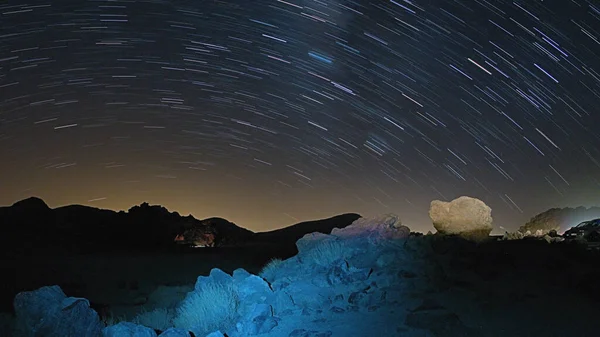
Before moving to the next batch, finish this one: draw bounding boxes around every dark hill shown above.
[253,213,362,245]
[10,196,51,213]
[0,198,360,255]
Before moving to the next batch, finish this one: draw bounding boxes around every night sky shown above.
[1,0,599,233]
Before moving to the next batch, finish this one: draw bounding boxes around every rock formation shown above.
[174,227,216,247]
[429,196,493,241]
[519,206,600,235]
[13,285,104,337]
[8,215,438,337]
[501,231,525,241]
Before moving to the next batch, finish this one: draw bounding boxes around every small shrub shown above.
[305,240,353,266]
[132,307,173,331]
[259,258,283,281]
[172,282,238,336]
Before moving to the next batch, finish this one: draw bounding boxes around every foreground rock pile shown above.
[9,214,449,337]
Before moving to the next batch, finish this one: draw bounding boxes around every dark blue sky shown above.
[1,0,599,232]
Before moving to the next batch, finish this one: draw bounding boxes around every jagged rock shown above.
[429,196,493,241]
[525,229,546,237]
[234,303,278,335]
[103,322,157,337]
[282,281,332,310]
[13,285,104,337]
[502,231,525,240]
[331,214,411,244]
[232,268,273,302]
[504,229,566,242]
[271,290,295,316]
[542,235,565,243]
[156,328,191,337]
[232,268,280,332]
[194,268,233,292]
[326,260,371,286]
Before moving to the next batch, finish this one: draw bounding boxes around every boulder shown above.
[325,260,371,286]
[429,196,493,241]
[13,285,104,337]
[194,268,233,292]
[232,268,273,301]
[281,281,332,311]
[234,303,279,335]
[271,290,295,316]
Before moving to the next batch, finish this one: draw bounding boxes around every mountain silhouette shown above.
[0,197,360,255]
[253,213,362,245]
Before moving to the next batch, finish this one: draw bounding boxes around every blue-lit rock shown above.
[13,285,104,337]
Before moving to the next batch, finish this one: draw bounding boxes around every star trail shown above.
[1,0,599,232]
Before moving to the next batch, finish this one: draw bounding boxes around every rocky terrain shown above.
[3,196,600,336]
[3,209,600,337]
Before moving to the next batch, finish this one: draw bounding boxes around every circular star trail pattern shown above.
[1,0,599,232]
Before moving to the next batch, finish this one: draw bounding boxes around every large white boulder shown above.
[429,196,493,241]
